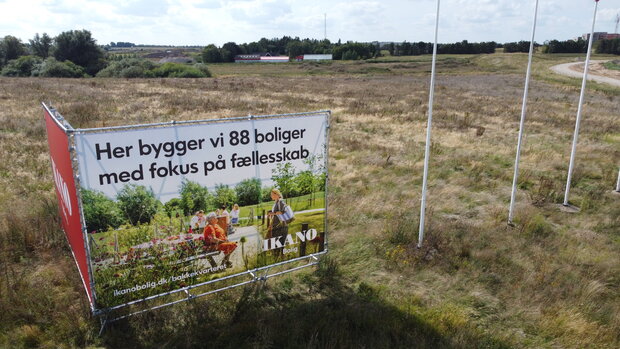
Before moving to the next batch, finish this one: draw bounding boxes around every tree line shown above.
[201,37,500,62]
[0,30,211,78]
[3,30,618,79]
[385,40,496,56]
[596,38,620,55]
[201,37,380,62]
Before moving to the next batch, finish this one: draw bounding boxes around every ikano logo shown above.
[51,158,72,220]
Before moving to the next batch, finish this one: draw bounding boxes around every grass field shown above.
[0,53,619,348]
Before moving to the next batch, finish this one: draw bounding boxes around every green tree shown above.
[179,180,212,215]
[342,50,360,60]
[201,44,222,63]
[235,178,262,206]
[0,35,27,66]
[287,41,304,59]
[81,189,124,233]
[116,184,160,225]
[163,198,182,220]
[53,29,106,75]
[29,33,52,58]
[213,184,237,209]
[271,162,296,199]
[294,154,325,204]
[221,42,242,62]
[295,170,315,196]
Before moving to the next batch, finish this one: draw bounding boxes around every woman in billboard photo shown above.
[267,188,289,258]
[203,212,237,267]
[230,204,240,225]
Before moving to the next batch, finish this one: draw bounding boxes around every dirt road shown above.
[550,60,620,87]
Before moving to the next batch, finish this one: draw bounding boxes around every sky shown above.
[0,0,619,46]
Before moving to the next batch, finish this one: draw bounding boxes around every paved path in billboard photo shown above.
[550,60,620,87]
[227,225,261,267]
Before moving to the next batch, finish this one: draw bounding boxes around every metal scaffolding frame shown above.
[42,103,330,329]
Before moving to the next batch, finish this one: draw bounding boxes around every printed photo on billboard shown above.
[74,113,329,309]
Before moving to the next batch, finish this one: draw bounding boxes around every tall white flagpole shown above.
[615,167,620,192]
[563,0,599,207]
[418,0,440,248]
[508,0,540,225]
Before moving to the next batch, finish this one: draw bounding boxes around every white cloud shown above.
[193,0,221,9]
[228,0,293,24]
[119,0,170,17]
[0,0,617,45]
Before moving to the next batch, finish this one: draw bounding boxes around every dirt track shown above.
[550,60,620,87]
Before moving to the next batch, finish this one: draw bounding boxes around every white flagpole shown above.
[563,0,599,207]
[418,0,440,248]
[508,0,540,225]
[615,168,620,192]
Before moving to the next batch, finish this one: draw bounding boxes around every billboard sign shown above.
[69,112,329,311]
[43,104,94,307]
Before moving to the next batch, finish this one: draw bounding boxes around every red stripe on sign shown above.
[44,106,94,308]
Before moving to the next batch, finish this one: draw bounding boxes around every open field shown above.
[0,53,619,348]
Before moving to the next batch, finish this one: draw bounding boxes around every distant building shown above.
[581,32,620,41]
[295,54,333,62]
[235,53,289,63]
[259,56,289,63]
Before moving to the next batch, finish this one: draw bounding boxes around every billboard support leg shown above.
[98,315,108,336]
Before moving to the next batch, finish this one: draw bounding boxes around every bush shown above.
[81,189,124,233]
[193,63,212,77]
[523,213,553,238]
[96,58,156,78]
[151,62,207,78]
[33,58,85,78]
[0,56,42,76]
[116,184,160,225]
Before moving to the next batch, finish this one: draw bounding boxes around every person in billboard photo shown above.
[217,204,233,234]
[267,188,289,257]
[203,212,237,267]
[190,210,206,233]
[230,204,240,225]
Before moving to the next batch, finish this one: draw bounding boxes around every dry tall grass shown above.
[0,53,618,348]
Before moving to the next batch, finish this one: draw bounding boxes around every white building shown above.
[299,54,333,61]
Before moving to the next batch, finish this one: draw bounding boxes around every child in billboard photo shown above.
[203,212,237,267]
[190,210,206,233]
